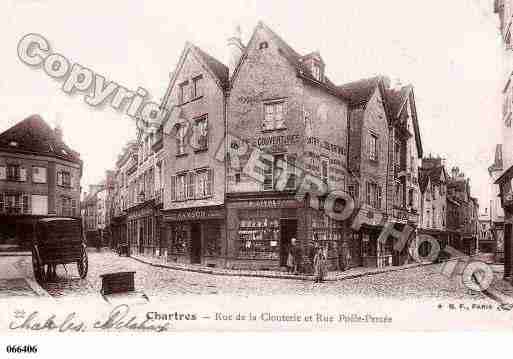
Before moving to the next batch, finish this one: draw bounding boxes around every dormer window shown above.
[312,62,322,81]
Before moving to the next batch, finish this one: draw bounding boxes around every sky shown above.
[0,0,504,210]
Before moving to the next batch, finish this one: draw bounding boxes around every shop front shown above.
[127,201,160,257]
[226,194,348,271]
[162,205,225,267]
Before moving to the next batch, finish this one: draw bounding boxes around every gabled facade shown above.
[419,158,447,231]
[225,22,351,270]
[0,115,82,249]
[160,42,228,266]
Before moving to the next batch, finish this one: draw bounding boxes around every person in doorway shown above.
[290,238,303,274]
[314,245,327,283]
[286,241,294,273]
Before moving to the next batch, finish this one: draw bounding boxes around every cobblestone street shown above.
[7,250,499,302]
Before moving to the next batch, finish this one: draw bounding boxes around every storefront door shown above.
[190,222,202,264]
[280,219,297,267]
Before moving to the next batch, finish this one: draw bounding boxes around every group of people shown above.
[286,238,350,283]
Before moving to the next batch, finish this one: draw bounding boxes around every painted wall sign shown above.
[238,199,299,209]
[306,136,345,156]
[249,134,301,148]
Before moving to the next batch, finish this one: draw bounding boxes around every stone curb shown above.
[129,254,478,282]
[0,252,31,257]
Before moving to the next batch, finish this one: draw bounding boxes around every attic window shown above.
[312,62,322,81]
[259,41,269,50]
[9,141,18,147]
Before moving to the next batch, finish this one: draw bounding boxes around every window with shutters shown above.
[6,164,21,181]
[187,172,195,199]
[0,193,3,213]
[369,133,378,161]
[285,155,297,190]
[192,75,203,99]
[365,181,381,209]
[176,173,186,201]
[22,194,29,214]
[193,115,208,151]
[196,169,214,198]
[32,166,47,183]
[176,124,188,155]
[179,81,189,104]
[71,200,77,217]
[263,101,286,131]
[4,193,21,214]
[0,165,6,180]
[61,196,72,216]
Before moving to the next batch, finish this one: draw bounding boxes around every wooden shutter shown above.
[0,193,3,212]
[0,166,6,180]
[207,168,214,196]
[187,172,195,199]
[170,175,176,201]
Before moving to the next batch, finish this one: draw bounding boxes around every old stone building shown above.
[0,115,82,250]
[160,42,228,266]
[493,0,513,279]
[225,22,351,270]
[340,76,424,269]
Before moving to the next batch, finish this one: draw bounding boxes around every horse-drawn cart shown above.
[31,217,88,282]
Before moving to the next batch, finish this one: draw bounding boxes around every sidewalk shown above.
[0,257,50,298]
[130,253,468,282]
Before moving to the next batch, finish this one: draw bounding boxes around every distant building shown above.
[0,115,82,250]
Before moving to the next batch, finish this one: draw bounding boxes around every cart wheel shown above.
[77,246,88,279]
[31,248,45,283]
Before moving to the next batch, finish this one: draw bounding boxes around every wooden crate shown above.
[100,271,135,295]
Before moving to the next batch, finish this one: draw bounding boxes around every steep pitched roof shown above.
[161,42,229,108]
[385,86,411,117]
[0,115,81,164]
[419,166,447,193]
[233,22,341,96]
[192,44,229,90]
[337,76,381,106]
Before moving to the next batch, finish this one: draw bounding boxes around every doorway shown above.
[280,219,297,267]
[139,226,144,254]
[190,222,202,264]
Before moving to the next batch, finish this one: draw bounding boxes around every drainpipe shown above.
[223,89,229,269]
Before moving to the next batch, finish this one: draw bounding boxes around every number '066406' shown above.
[6,345,38,354]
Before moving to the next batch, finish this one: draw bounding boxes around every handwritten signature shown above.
[9,304,170,332]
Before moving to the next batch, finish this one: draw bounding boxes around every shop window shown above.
[32,166,47,184]
[204,222,221,256]
[263,101,285,131]
[237,217,280,259]
[312,214,343,258]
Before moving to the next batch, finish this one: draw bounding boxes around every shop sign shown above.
[164,207,224,221]
[248,134,300,148]
[239,199,299,209]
